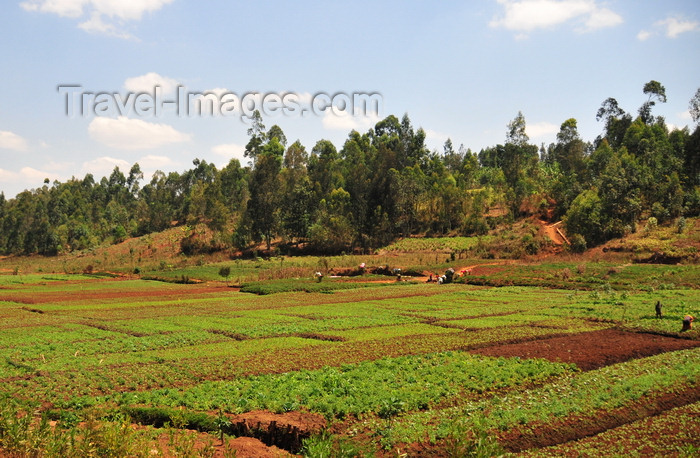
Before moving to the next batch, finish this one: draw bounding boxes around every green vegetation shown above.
[366,348,699,448]
[0,259,698,455]
[522,402,700,457]
[1,81,699,260]
[240,277,406,295]
[108,352,575,419]
[1,183,699,457]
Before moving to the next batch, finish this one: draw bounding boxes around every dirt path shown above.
[540,220,569,246]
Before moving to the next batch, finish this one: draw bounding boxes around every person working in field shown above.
[655,301,662,318]
[681,314,694,331]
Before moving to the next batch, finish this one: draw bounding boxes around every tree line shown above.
[1,81,699,256]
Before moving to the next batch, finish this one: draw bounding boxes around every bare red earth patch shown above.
[224,410,326,453]
[225,436,292,457]
[469,328,700,370]
[469,265,505,276]
[154,430,292,457]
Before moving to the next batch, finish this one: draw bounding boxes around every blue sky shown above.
[1,0,699,198]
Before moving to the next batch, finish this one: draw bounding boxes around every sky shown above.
[1,0,699,198]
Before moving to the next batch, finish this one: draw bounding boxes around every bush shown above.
[461,214,489,236]
[676,217,687,234]
[644,217,658,235]
[180,233,215,255]
[569,234,587,253]
[218,266,231,281]
[522,234,540,255]
[112,225,128,243]
[651,202,669,222]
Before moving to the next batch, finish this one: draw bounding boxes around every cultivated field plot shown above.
[1,272,699,456]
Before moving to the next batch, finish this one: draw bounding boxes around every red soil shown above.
[225,409,326,438]
[468,265,505,276]
[0,281,232,305]
[469,328,700,371]
[155,431,292,457]
[226,436,292,457]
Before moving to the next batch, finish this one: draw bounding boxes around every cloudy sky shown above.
[1,0,699,198]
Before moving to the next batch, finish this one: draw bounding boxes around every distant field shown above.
[380,236,494,253]
[1,267,698,456]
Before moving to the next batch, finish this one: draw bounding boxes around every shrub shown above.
[180,233,215,255]
[522,234,540,255]
[676,217,687,234]
[651,202,669,222]
[559,268,571,280]
[644,217,658,235]
[218,266,231,281]
[569,234,587,253]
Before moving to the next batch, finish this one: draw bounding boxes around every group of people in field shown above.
[426,268,457,284]
[655,301,694,331]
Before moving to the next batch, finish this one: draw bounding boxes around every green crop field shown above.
[0,262,699,456]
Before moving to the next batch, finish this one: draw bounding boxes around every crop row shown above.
[362,347,699,449]
[105,351,575,419]
[520,401,700,456]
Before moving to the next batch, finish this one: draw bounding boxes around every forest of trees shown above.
[1,81,699,256]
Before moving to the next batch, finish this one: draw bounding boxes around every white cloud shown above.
[0,131,29,151]
[294,92,315,106]
[424,129,450,144]
[0,166,60,184]
[212,143,246,160]
[88,116,191,150]
[665,122,681,133]
[637,30,651,41]
[321,111,380,132]
[20,0,174,38]
[582,5,622,31]
[656,16,699,38]
[526,121,558,139]
[490,0,622,36]
[124,72,180,94]
[78,11,134,39]
[638,15,699,41]
[20,0,86,18]
[189,88,239,116]
[136,154,177,170]
[77,155,178,182]
[88,0,174,21]
[80,156,130,177]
